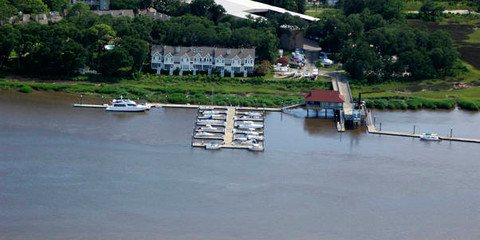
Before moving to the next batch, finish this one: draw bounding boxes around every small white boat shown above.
[236,121,263,129]
[244,131,260,136]
[205,144,221,150]
[199,106,214,110]
[106,97,149,112]
[241,112,263,118]
[247,135,264,141]
[420,133,440,141]
[197,119,225,125]
[198,124,219,131]
[196,132,215,137]
[234,136,248,141]
[202,110,226,115]
[248,144,264,151]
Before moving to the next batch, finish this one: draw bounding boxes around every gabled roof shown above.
[305,90,345,103]
[151,45,255,59]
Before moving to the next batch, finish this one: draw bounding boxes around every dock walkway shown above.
[223,107,236,147]
[366,109,480,143]
[192,106,265,151]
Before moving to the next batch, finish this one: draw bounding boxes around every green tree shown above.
[339,0,404,21]
[67,2,91,17]
[98,47,134,76]
[88,24,117,51]
[342,40,381,81]
[420,0,445,20]
[0,0,17,23]
[111,0,139,10]
[43,0,69,12]
[0,25,20,68]
[190,0,214,17]
[11,0,49,14]
[153,0,185,15]
[118,36,149,71]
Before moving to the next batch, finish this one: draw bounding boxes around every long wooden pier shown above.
[365,108,480,143]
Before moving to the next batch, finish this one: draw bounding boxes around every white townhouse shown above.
[151,45,256,77]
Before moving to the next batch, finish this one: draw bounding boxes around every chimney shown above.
[175,46,180,53]
[226,49,231,55]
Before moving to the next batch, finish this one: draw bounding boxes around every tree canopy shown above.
[306,0,460,83]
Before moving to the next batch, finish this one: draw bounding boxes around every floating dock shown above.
[366,109,480,143]
[192,106,265,151]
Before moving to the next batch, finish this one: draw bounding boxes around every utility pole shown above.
[211,87,214,106]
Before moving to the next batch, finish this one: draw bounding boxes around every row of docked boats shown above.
[194,108,228,145]
[232,110,265,151]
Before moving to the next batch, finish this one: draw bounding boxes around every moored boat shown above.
[195,132,216,137]
[420,133,440,141]
[248,143,264,151]
[205,144,221,150]
[106,97,148,112]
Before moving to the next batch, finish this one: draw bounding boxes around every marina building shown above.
[151,45,256,77]
[305,90,344,117]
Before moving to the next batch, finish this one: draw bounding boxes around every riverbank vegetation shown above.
[0,74,332,107]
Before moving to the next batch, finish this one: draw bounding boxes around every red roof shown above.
[305,90,345,103]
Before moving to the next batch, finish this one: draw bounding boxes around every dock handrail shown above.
[346,81,353,103]
[282,101,305,110]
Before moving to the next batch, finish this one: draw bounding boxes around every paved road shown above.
[302,38,322,73]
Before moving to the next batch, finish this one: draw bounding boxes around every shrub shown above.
[458,100,479,111]
[406,98,424,110]
[434,99,455,109]
[18,86,34,93]
[373,99,388,109]
[387,100,408,109]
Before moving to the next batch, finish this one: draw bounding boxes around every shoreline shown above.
[1,77,480,112]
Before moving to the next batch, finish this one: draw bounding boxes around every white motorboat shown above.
[248,144,264,151]
[420,133,440,141]
[234,136,248,141]
[202,110,226,115]
[236,121,263,129]
[237,124,263,129]
[195,132,216,137]
[247,135,264,141]
[106,97,149,112]
[198,124,219,131]
[244,131,260,136]
[197,119,225,125]
[205,144,221,150]
[241,112,263,118]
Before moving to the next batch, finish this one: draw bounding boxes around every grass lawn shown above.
[0,73,332,107]
[465,29,480,43]
[404,1,473,11]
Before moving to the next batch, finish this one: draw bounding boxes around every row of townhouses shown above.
[151,45,256,77]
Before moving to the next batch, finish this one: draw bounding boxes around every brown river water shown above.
[1,91,480,240]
